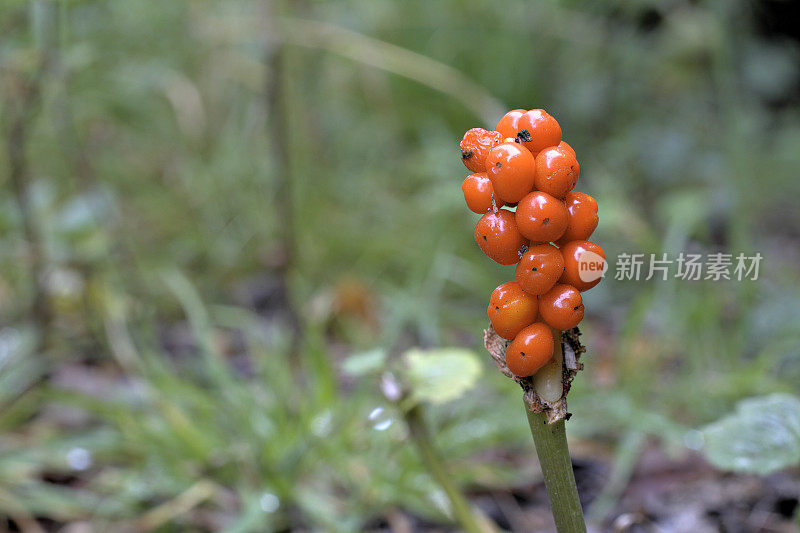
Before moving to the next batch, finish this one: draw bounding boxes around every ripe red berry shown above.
[485,141,536,204]
[538,284,584,331]
[474,210,528,265]
[495,109,526,139]
[559,240,606,292]
[516,109,562,155]
[515,191,569,243]
[487,282,539,340]
[515,243,565,295]
[505,322,554,377]
[558,140,575,158]
[462,172,503,213]
[460,128,503,173]
[534,146,580,199]
[557,192,598,245]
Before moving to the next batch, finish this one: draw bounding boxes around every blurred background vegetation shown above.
[1,0,799,531]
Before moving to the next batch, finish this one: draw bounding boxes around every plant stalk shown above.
[404,405,493,533]
[526,407,586,533]
[264,0,304,364]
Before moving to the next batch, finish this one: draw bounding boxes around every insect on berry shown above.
[538,283,584,331]
[505,322,554,377]
[515,243,565,295]
[474,209,529,265]
[460,128,504,173]
[487,282,539,340]
[557,192,598,245]
[515,191,569,243]
[559,240,606,292]
[516,109,562,155]
[534,146,580,199]
[485,141,536,204]
[495,109,527,139]
[462,172,503,213]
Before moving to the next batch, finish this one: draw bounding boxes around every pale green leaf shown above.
[403,348,482,405]
[701,394,800,474]
[342,349,387,377]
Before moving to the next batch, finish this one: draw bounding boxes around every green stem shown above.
[525,408,586,533]
[404,405,492,533]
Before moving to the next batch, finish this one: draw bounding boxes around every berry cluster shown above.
[460,109,605,378]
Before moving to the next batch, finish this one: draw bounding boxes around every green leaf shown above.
[402,348,482,405]
[342,349,387,377]
[701,394,800,474]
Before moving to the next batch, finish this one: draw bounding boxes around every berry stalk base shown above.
[484,326,585,423]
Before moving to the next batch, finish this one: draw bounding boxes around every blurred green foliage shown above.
[702,393,800,474]
[1,0,799,530]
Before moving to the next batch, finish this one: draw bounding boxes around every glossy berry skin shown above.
[485,142,536,204]
[558,140,575,158]
[460,128,503,173]
[517,109,562,155]
[487,282,539,340]
[474,210,528,265]
[515,191,569,243]
[534,146,580,199]
[462,172,502,213]
[557,192,598,245]
[505,322,554,377]
[515,244,565,295]
[560,240,606,291]
[538,284,584,331]
[495,109,526,139]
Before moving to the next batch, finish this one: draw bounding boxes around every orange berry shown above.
[460,128,504,173]
[495,109,526,139]
[486,142,536,203]
[559,240,605,291]
[534,146,580,198]
[485,141,536,204]
[557,192,598,245]
[558,140,575,158]
[538,284,584,330]
[462,172,503,213]
[474,210,528,265]
[516,109,562,155]
[505,322,554,377]
[515,191,569,243]
[515,243,565,295]
[487,282,539,340]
